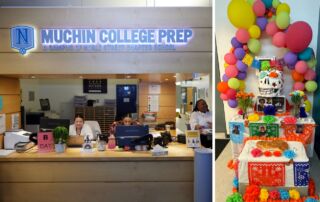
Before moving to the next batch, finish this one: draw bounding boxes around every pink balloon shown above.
[304,68,316,80]
[293,82,305,91]
[286,21,313,53]
[226,88,237,100]
[266,22,279,36]
[295,61,308,74]
[220,93,229,101]
[236,29,250,43]
[224,53,237,65]
[272,32,286,47]
[225,65,239,78]
[253,0,266,17]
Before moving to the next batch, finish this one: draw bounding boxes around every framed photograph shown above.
[229,122,245,144]
[83,79,107,94]
[249,122,279,137]
[256,96,286,113]
[296,124,304,134]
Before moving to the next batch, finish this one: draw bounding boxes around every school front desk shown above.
[0,143,194,202]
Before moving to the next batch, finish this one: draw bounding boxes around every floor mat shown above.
[215,139,229,160]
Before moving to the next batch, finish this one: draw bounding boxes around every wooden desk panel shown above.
[0,143,194,202]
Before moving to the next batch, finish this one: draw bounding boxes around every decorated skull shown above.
[258,69,284,97]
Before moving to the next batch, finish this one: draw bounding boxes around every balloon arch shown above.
[217,0,318,111]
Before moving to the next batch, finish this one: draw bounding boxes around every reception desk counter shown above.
[0,143,194,202]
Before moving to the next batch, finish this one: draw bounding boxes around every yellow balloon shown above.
[304,100,311,112]
[239,80,246,90]
[276,3,290,15]
[227,0,255,29]
[248,25,261,39]
[224,63,229,68]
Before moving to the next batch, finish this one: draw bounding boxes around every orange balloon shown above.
[217,82,229,93]
[291,70,304,82]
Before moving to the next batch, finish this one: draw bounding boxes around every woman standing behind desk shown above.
[189,99,212,148]
[189,99,212,131]
[69,114,94,140]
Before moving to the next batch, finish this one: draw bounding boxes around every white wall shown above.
[216,0,320,132]
[20,78,139,119]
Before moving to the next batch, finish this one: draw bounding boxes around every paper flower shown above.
[248,113,260,122]
[259,188,269,202]
[283,116,297,124]
[284,149,297,159]
[305,198,319,202]
[289,189,300,200]
[264,151,272,157]
[263,115,277,124]
[243,185,260,201]
[251,148,263,157]
[269,190,280,199]
[279,189,289,200]
[273,151,282,157]
[226,192,243,202]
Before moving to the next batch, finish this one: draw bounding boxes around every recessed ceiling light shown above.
[79,76,83,79]
[31,75,36,79]
[173,75,176,78]
[165,78,169,81]
[126,75,131,78]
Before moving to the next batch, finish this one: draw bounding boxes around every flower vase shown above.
[293,105,300,118]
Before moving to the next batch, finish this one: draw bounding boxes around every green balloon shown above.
[305,81,318,92]
[248,39,261,54]
[247,0,255,6]
[276,12,290,29]
[228,78,240,90]
[272,0,280,8]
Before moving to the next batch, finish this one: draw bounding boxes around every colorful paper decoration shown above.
[248,162,285,186]
[294,162,310,186]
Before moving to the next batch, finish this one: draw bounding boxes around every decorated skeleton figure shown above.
[258,69,284,97]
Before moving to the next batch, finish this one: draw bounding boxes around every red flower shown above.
[251,148,263,157]
[264,151,272,157]
[273,151,282,157]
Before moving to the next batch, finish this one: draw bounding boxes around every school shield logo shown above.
[11,26,35,55]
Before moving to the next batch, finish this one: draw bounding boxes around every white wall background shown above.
[20,78,139,119]
[216,0,320,132]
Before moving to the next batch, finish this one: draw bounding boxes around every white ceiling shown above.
[0,0,212,7]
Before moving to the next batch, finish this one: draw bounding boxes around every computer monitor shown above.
[39,118,70,132]
[115,125,149,148]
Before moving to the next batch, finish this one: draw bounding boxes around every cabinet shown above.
[75,105,116,134]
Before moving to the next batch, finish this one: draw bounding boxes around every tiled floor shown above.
[215,142,320,201]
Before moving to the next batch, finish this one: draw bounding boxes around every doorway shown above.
[116,85,137,121]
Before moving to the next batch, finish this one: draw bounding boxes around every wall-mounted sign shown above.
[11,26,35,55]
[10,26,193,54]
[83,79,107,94]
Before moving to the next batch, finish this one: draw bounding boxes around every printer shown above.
[4,130,32,149]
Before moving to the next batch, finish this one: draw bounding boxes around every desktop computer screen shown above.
[115,125,149,148]
[39,118,70,132]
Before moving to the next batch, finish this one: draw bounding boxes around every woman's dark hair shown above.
[74,114,84,121]
[193,99,209,112]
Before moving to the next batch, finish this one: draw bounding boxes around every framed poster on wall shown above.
[83,79,107,94]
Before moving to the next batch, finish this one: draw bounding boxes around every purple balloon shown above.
[236,60,248,72]
[228,99,238,108]
[256,17,268,31]
[237,72,247,80]
[222,74,229,82]
[231,37,242,48]
[284,51,298,66]
[234,48,246,60]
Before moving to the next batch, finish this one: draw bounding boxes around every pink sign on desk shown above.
[38,132,54,153]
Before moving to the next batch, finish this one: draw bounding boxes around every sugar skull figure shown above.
[258,69,284,97]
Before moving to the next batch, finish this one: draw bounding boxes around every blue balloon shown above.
[298,47,313,61]
[262,0,273,8]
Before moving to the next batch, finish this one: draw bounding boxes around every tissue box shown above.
[238,140,309,195]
